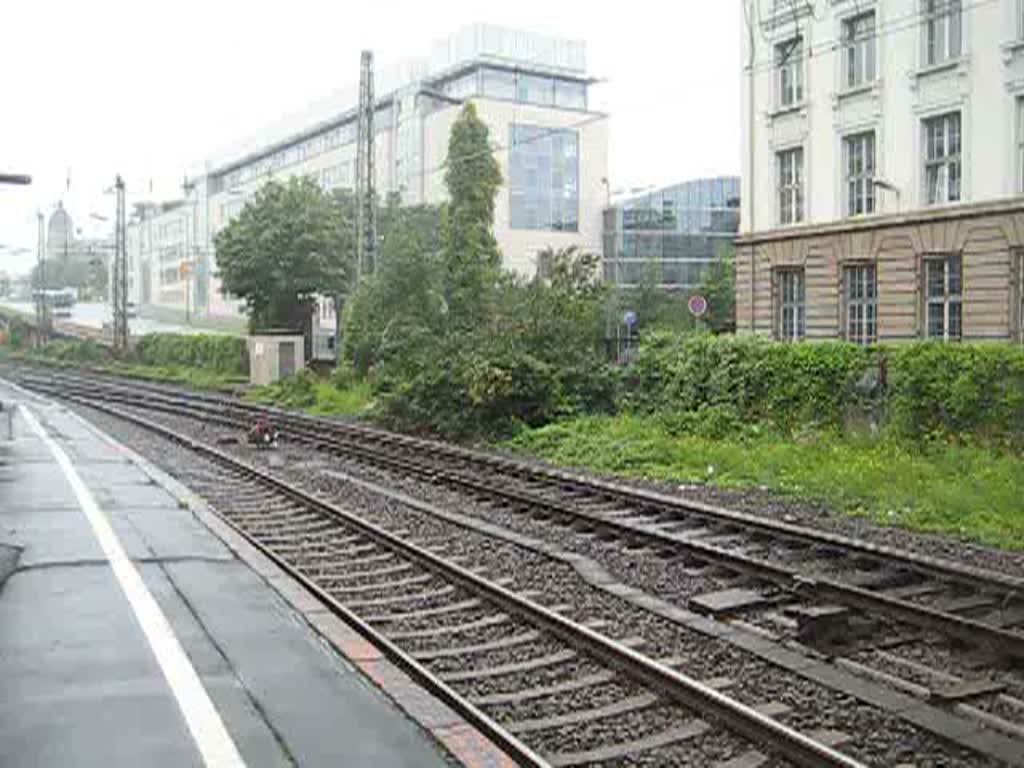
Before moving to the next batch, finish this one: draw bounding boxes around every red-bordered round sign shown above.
[688,294,708,317]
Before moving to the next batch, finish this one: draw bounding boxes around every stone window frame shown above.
[921,111,963,206]
[920,251,963,341]
[775,35,806,110]
[1014,248,1024,343]
[841,9,878,91]
[921,0,963,69]
[841,260,878,345]
[777,145,805,226]
[774,266,806,342]
[843,130,877,217]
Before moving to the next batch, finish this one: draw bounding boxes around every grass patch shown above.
[104,362,246,390]
[245,370,373,418]
[502,414,1024,551]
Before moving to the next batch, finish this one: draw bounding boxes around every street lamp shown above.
[0,173,32,185]
[872,179,901,212]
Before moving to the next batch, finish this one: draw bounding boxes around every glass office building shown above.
[603,177,740,288]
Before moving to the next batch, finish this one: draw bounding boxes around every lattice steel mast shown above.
[36,212,47,346]
[355,49,377,277]
[112,175,129,351]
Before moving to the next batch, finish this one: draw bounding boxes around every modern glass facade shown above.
[602,177,740,288]
[435,66,589,111]
[509,124,580,231]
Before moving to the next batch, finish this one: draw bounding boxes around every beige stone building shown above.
[736,199,1024,342]
[739,0,1024,343]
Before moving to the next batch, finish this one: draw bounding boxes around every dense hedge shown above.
[32,338,111,365]
[885,342,1024,445]
[133,333,248,376]
[372,327,620,439]
[627,332,1024,448]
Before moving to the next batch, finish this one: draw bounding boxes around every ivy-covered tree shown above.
[215,177,353,334]
[441,102,503,329]
[343,209,445,374]
[697,241,736,333]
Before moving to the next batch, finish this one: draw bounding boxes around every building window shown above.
[845,132,876,216]
[517,75,555,106]
[844,12,876,89]
[924,254,962,340]
[844,264,877,344]
[554,80,587,110]
[509,124,579,231]
[924,0,962,67]
[777,268,806,341]
[776,37,804,108]
[445,72,479,100]
[1016,250,1024,343]
[923,112,961,205]
[777,147,804,225]
[482,68,517,100]
[1018,98,1024,194]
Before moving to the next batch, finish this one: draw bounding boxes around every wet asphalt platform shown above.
[0,381,478,767]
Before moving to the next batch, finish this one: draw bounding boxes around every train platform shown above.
[0,381,507,767]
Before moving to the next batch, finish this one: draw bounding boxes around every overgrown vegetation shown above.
[245,366,372,417]
[134,333,248,376]
[626,332,1024,449]
[497,335,1024,549]
[12,332,249,389]
[343,103,616,438]
[503,415,1024,550]
[0,315,32,351]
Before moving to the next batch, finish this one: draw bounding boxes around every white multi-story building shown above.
[132,24,609,327]
[738,0,1024,343]
[126,199,203,314]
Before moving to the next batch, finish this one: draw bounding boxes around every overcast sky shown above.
[0,0,742,276]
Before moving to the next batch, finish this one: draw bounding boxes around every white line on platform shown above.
[19,403,248,768]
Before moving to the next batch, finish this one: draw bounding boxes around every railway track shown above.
[33,391,865,768]
[20,368,1024,660]
[12,367,1024,765]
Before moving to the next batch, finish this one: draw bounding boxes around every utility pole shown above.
[36,212,48,347]
[112,175,129,351]
[744,0,757,333]
[355,49,377,278]
[183,175,199,323]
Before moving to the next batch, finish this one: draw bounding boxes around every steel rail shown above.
[59,392,868,768]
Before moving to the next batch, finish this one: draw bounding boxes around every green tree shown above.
[441,102,503,329]
[697,241,736,333]
[343,210,445,374]
[215,177,353,334]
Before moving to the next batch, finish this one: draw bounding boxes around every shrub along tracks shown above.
[10,366,1024,766]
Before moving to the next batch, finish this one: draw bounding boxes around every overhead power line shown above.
[745,0,997,78]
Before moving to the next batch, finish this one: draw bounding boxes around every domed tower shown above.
[46,202,75,261]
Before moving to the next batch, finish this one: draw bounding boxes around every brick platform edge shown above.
[62,403,518,768]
